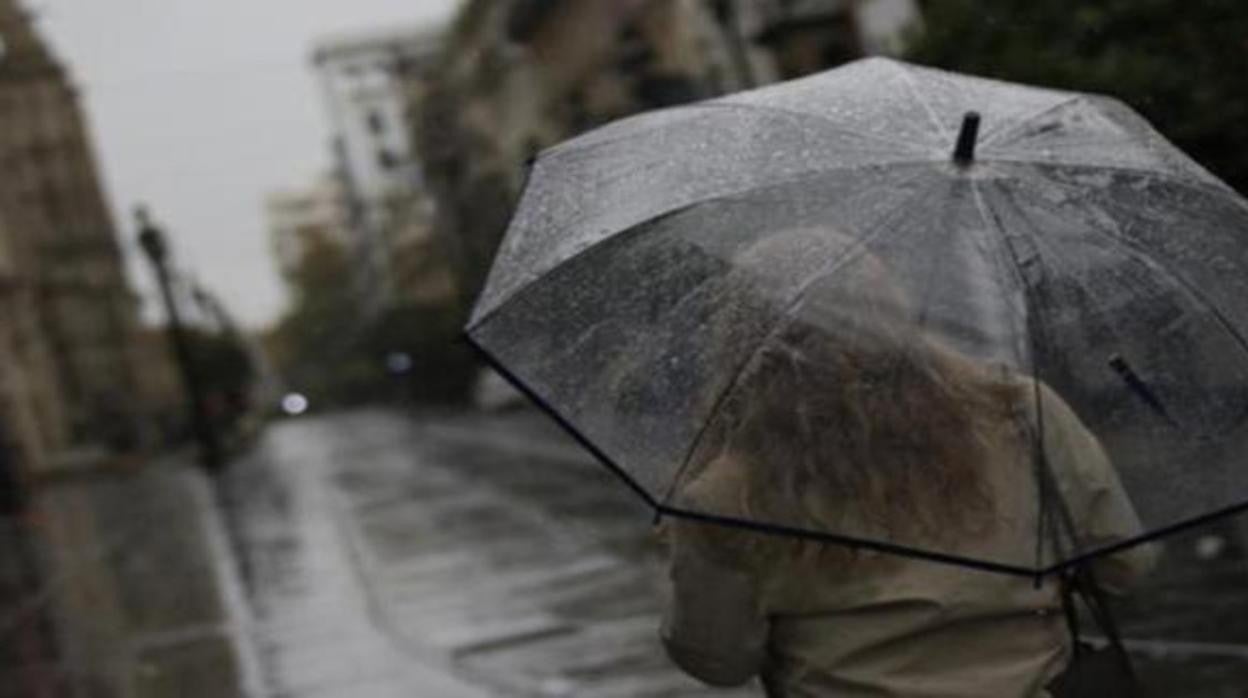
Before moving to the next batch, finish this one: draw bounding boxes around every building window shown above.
[506,0,562,43]
[637,73,704,108]
[41,183,61,221]
[366,110,386,134]
[377,149,399,170]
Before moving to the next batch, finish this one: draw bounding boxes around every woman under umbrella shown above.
[658,247,1157,696]
[466,57,1248,696]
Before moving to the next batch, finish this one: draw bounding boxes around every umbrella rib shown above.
[486,161,1234,328]
[975,177,1248,573]
[988,159,1233,196]
[991,133,1144,153]
[969,180,1078,572]
[1040,497,1248,576]
[463,332,661,510]
[553,101,933,157]
[472,200,710,330]
[472,166,936,538]
[658,175,942,508]
[1038,173,1248,362]
[996,187,1137,361]
[694,101,936,151]
[979,95,1085,148]
[893,62,950,142]
[658,505,1039,578]
[1020,224,1201,428]
[471,162,940,329]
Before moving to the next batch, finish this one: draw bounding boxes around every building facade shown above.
[413,0,919,315]
[415,0,740,311]
[311,23,447,312]
[0,194,68,502]
[746,0,919,79]
[0,0,145,478]
[266,173,354,283]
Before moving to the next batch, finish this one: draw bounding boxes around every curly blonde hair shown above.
[669,251,1024,571]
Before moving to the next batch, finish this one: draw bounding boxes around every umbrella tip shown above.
[953,111,981,166]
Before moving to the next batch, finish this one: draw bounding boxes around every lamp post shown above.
[135,205,223,472]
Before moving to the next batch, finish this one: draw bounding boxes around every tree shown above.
[906,0,1248,194]
[184,327,255,434]
[268,231,376,405]
[268,229,476,407]
[363,301,477,405]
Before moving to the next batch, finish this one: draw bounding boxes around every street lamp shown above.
[136,206,167,262]
[135,205,224,472]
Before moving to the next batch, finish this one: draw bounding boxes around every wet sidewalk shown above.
[8,408,1248,696]
[221,410,756,697]
[0,454,259,698]
[218,414,490,698]
[224,408,1248,698]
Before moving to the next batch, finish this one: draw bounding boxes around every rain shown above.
[3,1,1248,696]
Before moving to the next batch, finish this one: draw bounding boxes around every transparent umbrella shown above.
[465,57,1248,578]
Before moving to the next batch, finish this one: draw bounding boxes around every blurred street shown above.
[2,1,1246,697]
[219,408,1248,698]
[221,409,757,697]
[8,407,1248,697]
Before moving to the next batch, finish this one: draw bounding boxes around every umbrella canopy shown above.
[465,57,1248,577]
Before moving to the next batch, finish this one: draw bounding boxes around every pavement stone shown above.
[0,457,259,698]
[220,419,491,698]
[223,409,757,697]
[223,408,1248,697]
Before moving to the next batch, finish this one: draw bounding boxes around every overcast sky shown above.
[35,0,461,329]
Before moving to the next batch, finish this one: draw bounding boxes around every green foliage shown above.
[180,327,256,438]
[267,231,476,408]
[364,302,477,405]
[185,328,255,399]
[267,232,369,405]
[905,0,1248,193]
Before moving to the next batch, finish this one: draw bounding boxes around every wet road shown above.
[222,410,755,697]
[221,408,1248,697]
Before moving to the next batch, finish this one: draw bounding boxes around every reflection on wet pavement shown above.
[222,416,490,698]
[1116,520,1248,697]
[224,409,754,696]
[221,408,1248,697]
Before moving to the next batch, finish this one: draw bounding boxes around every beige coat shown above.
[661,385,1157,697]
